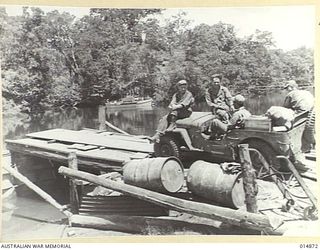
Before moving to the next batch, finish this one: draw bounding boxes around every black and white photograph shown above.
[1,1,319,242]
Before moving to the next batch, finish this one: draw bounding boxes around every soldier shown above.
[205,74,234,122]
[283,80,315,153]
[151,79,194,142]
[283,80,314,113]
[208,94,251,140]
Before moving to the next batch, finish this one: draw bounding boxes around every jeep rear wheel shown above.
[154,135,181,159]
[246,139,281,179]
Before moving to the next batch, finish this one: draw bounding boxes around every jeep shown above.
[154,111,308,176]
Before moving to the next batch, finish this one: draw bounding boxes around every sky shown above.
[3,5,315,51]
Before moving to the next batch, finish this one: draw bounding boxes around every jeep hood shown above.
[176,112,215,128]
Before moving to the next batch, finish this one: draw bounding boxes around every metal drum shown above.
[123,157,184,193]
[187,160,245,209]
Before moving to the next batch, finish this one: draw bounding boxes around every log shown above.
[58,166,282,234]
[4,165,72,217]
[102,103,129,135]
[98,105,107,131]
[70,214,236,235]
[105,120,130,135]
[68,152,79,213]
[239,144,258,213]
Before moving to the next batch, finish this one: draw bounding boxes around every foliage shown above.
[1,7,81,113]
[0,7,314,113]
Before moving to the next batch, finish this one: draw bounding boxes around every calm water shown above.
[3,91,287,142]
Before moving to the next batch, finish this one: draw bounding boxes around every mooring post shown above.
[68,151,79,214]
[238,144,258,213]
[98,105,107,131]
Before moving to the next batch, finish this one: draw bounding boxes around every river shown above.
[3,91,286,142]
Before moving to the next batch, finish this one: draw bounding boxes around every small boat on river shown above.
[106,80,154,110]
[106,96,153,109]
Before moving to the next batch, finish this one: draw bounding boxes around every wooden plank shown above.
[6,138,143,164]
[26,129,153,153]
[6,140,126,171]
[59,166,283,234]
[70,214,228,235]
[104,121,130,135]
[130,152,150,159]
[67,144,98,151]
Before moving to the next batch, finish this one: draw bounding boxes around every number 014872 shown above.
[300,244,319,249]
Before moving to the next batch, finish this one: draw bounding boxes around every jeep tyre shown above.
[154,135,181,159]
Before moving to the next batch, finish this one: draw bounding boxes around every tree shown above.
[1,7,314,112]
[282,47,314,85]
[72,8,162,104]
[1,7,81,113]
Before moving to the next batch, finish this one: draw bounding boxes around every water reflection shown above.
[246,93,284,114]
[3,108,98,141]
[3,91,287,141]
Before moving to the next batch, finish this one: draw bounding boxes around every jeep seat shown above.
[176,112,215,129]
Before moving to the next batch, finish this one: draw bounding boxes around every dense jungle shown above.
[0,7,314,115]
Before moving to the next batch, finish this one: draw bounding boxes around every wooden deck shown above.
[26,129,153,153]
[6,129,153,171]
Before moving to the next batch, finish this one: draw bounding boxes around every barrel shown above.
[123,157,184,193]
[186,160,245,209]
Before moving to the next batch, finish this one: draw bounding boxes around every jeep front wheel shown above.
[154,135,181,159]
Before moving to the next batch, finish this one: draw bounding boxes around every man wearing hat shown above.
[151,79,194,142]
[283,80,315,153]
[207,94,251,140]
[283,80,314,113]
[205,74,234,122]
